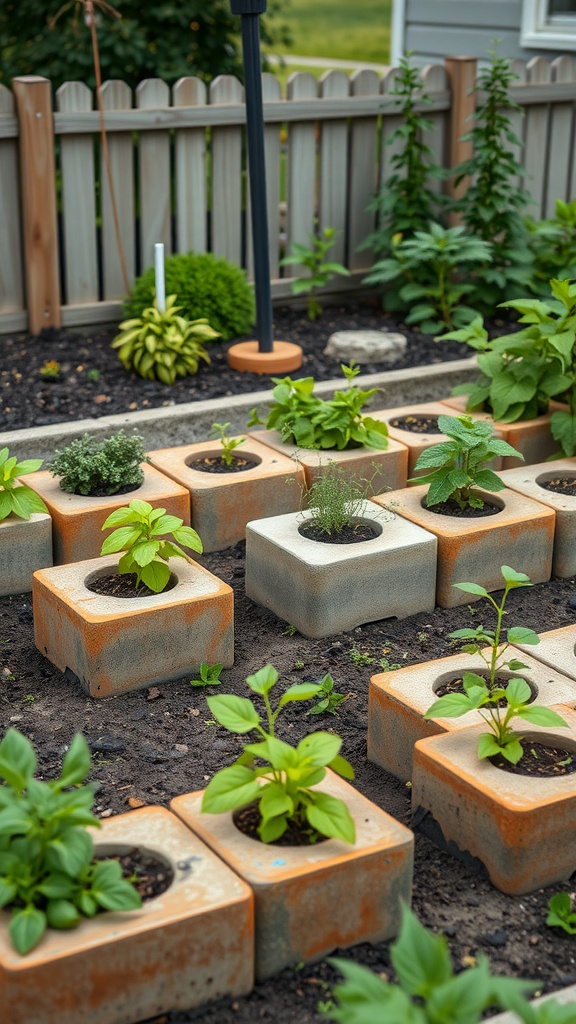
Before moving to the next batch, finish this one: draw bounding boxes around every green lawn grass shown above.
[269,0,391,65]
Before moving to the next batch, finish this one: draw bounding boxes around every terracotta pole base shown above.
[227,339,303,374]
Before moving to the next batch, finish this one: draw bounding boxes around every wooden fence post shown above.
[444,57,477,217]
[12,76,61,333]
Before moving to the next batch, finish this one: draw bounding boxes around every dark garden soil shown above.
[2,302,576,1021]
[0,301,477,430]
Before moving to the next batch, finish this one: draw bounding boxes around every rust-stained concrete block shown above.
[0,513,52,596]
[500,461,576,578]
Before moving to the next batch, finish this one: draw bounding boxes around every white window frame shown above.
[521,0,576,50]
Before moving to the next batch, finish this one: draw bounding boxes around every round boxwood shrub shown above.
[124,253,255,341]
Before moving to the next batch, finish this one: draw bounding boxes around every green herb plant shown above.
[363,223,492,335]
[112,294,219,385]
[360,56,445,266]
[39,360,61,381]
[190,663,223,688]
[327,902,574,1024]
[308,674,350,716]
[526,200,576,295]
[546,892,576,935]
[304,462,376,537]
[281,226,350,321]
[349,647,374,667]
[425,566,568,764]
[248,363,389,451]
[450,48,533,307]
[211,422,246,466]
[201,664,356,844]
[101,498,203,593]
[0,448,48,521]
[49,430,149,497]
[0,728,140,955]
[411,414,522,509]
[443,279,576,425]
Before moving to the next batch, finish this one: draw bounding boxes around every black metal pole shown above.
[231,0,273,352]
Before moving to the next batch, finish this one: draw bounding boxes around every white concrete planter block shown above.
[147,436,305,552]
[245,502,437,638]
[0,513,52,597]
[412,708,576,894]
[171,770,414,981]
[517,625,576,682]
[373,485,555,607]
[32,554,234,697]
[488,984,576,1022]
[500,460,576,577]
[247,428,408,494]
[368,649,576,783]
[1,805,254,1024]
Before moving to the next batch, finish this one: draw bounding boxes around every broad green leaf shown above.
[0,728,36,789]
[504,677,532,706]
[507,627,539,646]
[130,541,159,567]
[206,694,261,733]
[306,791,356,844]
[100,507,139,529]
[100,526,141,555]
[140,560,171,592]
[452,582,489,597]
[259,814,288,843]
[37,873,75,899]
[391,903,452,998]
[425,693,474,719]
[126,498,154,518]
[279,682,323,705]
[152,514,184,535]
[201,765,261,813]
[10,905,47,954]
[329,958,424,1024]
[328,753,355,781]
[477,732,504,759]
[264,735,299,770]
[46,899,81,930]
[259,781,293,822]
[500,565,532,586]
[171,525,202,553]
[246,665,278,696]
[297,731,342,766]
[58,733,92,789]
[46,827,93,877]
[516,706,569,727]
[0,878,17,908]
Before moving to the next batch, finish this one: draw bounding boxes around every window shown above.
[522,0,576,49]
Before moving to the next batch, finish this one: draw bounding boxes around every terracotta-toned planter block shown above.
[369,401,502,478]
[25,464,190,564]
[247,428,408,494]
[171,770,414,981]
[147,437,305,553]
[500,461,576,577]
[411,707,576,894]
[0,805,254,1024]
[517,625,576,682]
[245,502,437,637]
[32,553,234,697]
[368,649,576,783]
[0,513,52,596]
[441,394,557,468]
[372,485,555,607]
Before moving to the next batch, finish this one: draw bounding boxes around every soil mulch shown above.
[2,303,576,1022]
[490,740,576,778]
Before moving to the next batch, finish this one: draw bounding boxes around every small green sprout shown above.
[211,422,246,467]
[190,663,224,688]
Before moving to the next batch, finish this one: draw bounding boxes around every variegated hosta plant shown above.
[112,295,220,384]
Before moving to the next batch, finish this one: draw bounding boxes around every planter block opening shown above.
[245,502,437,638]
[0,513,52,596]
[33,554,233,697]
[171,770,414,981]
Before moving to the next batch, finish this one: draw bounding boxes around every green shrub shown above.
[124,253,255,341]
[49,430,149,497]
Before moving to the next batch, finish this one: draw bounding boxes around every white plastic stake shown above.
[154,242,166,313]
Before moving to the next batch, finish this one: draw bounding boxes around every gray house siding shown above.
[401,0,565,63]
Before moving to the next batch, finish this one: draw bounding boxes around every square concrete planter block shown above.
[247,428,408,494]
[411,707,576,895]
[369,401,502,478]
[245,502,437,638]
[171,770,414,981]
[0,805,254,1024]
[500,461,576,577]
[517,625,576,682]
[441,395,558,468]
[0,513,52,597]
[368,649,576,783]
[147,436,305,553]
[33,553,234,697]
[372,485,555,608]
[25,464,190,564]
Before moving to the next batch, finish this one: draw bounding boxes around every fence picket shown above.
[210,76,243,266]
[56,82,98,304]
[508,60,528,191]
[420,64,448,197]
[523,57,552,217]
[319,71,350,266]
[547,56,576,214]
[173,77,207,255]
[100,80,135,300]
[348,69,380,270]
[286,72,318,276]
[136,79,171,272]
[0,84,24,318]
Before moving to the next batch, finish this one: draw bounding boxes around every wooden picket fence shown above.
[2,55,576,336]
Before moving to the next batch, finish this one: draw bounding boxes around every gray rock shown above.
[324,329,407,364]
[90,734,126,753]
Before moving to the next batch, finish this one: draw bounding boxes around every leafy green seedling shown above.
[201,664,356,844]
[0,728,140,955]
[280,226,350,321]
[308,674,350,716]
[0,448,48,522]
[411,414,522,509]
[349,647,374,667]
[101,498,202,593]
[327,901,574,1023]
[210,422,246,467]
[546,892,576,935]
[425,566,567,764]
[190,663,223,688]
